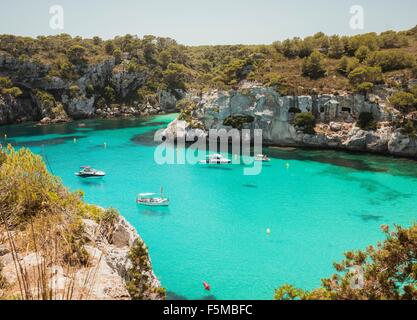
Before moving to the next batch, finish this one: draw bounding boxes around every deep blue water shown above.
[1,114,417,300]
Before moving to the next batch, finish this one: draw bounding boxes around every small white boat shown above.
[199,154,232,164]
[137,188,169,207]
[75,166,106,178]
[254,154,271,162]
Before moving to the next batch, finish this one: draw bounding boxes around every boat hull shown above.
[199,160,232,164]
[137,199,170,207]
[75,173,106,178]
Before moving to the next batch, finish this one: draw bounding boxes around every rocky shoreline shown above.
[162,84,417,159]
[0,214,164,300]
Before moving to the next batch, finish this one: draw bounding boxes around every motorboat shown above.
[137,188,169,207]
[254,154,271,162]
[199,154,232,164]
[75,166,106,178]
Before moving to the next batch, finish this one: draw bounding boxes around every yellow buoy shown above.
[285,162,290,169]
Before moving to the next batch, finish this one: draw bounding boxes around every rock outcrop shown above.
[0,215,163,300]
[0,53,163,125]
[163,85,417,158]
[0,94,39,125]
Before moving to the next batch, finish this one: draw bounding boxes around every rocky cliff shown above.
[0,53,181,125]
[164,84,417,158]
[0,214,164,300]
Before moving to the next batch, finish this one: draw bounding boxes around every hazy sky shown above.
[0,0,416,45]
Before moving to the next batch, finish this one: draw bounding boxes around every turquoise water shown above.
[2,114,417,300]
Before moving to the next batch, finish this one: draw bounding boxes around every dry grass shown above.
[0,212,104,300]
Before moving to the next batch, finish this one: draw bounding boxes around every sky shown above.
[0,0,416,45]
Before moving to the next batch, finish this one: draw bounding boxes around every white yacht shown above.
[254,154,271,162]
[75,166,106,178]
[199,154,232,164]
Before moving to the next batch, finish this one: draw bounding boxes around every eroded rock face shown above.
[0,54,158,124]
[0,94,39,125]
[167,86,417,158]
[0,215,163,300]
[63,95,95,119]
[111,71,147,99]
[158,89,185,112]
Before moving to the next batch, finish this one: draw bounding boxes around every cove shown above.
[1,114,417,300]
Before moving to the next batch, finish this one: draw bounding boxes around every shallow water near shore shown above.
[2,114,417,300]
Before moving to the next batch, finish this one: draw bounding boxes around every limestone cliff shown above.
[0,214,164,300]
[164,84,417,158]
[0,53,180,125]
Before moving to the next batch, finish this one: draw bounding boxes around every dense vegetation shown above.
[275,224,417,300]
[1,26,416,102]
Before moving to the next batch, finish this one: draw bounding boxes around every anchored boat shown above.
[137,188,169,207]
[75,166,106,178]
[254,154,271,162]
[199,154,232,164]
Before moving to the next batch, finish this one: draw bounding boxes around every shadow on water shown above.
[200,295,217,301]
[166,291,188,300]
[130,130,160,146]
[0,116,170,138]
[7,135,86,147]
[321,167,413,199]
[268,147,388,173]
[354,213,384,222]
[138,206,170,217]
[200,166,233,171]
[243,183,258,189]
[77,178,106,188]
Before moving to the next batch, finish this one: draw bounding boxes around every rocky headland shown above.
[163,82,417,158]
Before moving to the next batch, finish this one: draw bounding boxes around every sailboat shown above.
[137,187,170,206]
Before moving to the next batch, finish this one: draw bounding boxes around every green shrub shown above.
[328,35,346,59]
[126,238,166,300]
[380,31,409,49]
[104,86,116,103]
[0,76,13,89]
[348,66,383,85]
[275,224,417,300]
[402,119,416,137]
[104,42,114,54]
[389,91,417,111]
[347,33,380,55]
[223,115,255,130]
[337,57,360,75]
[69,85,80,97]
[302,51,326,79]
[113,49,122,64]
[294,112,316,134]
[59,61,76,79]
[355,82,374,94]
[67,45,87,65]
[366,50,415,72]
[85,84,95,97]
[354,46,370,62]
[163,63,188,90]
[2,87,23,97]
